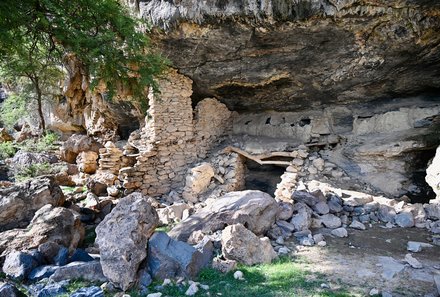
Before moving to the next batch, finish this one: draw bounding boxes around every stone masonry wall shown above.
[120,69,232,197]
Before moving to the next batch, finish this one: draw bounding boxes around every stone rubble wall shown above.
[120,69,233,197]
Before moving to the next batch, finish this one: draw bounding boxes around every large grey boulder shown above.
[2,250,38,280]
[95,193,158,291]
[0,176,65,231]
[0,205,84,262]
[49,261,107,283]
[221,224,277,266]
[147,232,210,280]
[169,190,278,242]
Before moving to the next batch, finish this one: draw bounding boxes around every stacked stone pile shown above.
[98,142,123,175]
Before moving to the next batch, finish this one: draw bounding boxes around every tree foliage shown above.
[0,0,168,131]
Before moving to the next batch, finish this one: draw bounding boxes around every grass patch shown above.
[0,141,16,160]
[60,185,86,195]
[14,162,63,182]
[156,225,172,233]
[147,257,352,297]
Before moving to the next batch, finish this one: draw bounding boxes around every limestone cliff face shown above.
[138,0,440,111]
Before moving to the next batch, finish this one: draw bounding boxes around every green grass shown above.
[60,185,87,195]
[0,141,16,160]
[156,225,172,233]
[142,257,354,297]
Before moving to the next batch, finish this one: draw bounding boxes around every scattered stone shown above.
[182,163,215,202]
[290,203,313,231]
[434,275,440,296]
[404,254,423,269]
[70,286,104,297]
[0,176,65,231]
[276,220,296,233]
[320,214,342,229]
[212,258,237,273]
[138,269,153,288]
[382,292,392,297]
[313,201,330,215]
[29,281,68,297]
[378,205,397,223]
[342,194,373,207]
[292,190,325,207]
[185,283,199,296]
[320,283,330,289]
[395,211,414,228]
[407,241,434,253]
[317,241,327,247]
[95,193,158,291]
[331,227,348,238]
[313,233,325,243]
[147,232,208,279]
[369,288,379,296]
[277,202,294,220]
[222,224,277,265]
[28,265,59,282]
[349,220,366,230]
[49,261,107,283]
[278,247,290,255]
[53,247,69,266]
[378,256,405,280]
[146,293,162,297]
[234,270,244,280]
[169,190,278,242]
[424,204,440,220]
[2,250,38,280]
[0,283,25,297]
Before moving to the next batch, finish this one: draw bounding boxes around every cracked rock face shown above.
[137,0,440,111]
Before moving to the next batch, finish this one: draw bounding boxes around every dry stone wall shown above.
[120,69,232,197]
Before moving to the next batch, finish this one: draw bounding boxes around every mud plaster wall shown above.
[120,69,232,196]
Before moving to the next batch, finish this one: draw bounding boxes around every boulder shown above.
[0,283,25,297]
[0,205,84,261]
[95,193,158,291]
[182,163,215,202]
[290,202,313,231]
[292,190,325,207]
[276,202,294,220]
[2,250,38,280]
[70,286,104,297]
[319,214,342,229]
[331,227,348,238]
[221,224,277,265]
[395,211,415,228]
[60,134,102,163]
[378,205,397,223]
[313,201,330,215]
[0,176,65,231]
[28,265,59,282]
[76,151,99,174]
[349,220,366,230]
[342,194,373,207]
[407,241,433,253]
[29,280,68,297]
[424,203,440,220]
[147,232,210,280]
[9,151,58,167]
[169,190,278,242]
[49,261,107,283]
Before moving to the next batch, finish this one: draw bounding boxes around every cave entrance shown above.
[245,159,286,195]
[407,148,437,204]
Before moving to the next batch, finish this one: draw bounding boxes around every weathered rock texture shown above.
[95,193,158,291]
[169,190,278,242]
[221,223,277,265]
[0,205,84,261]
[138,0,440,111]
[0,177,65,231]
[120,69,233,196]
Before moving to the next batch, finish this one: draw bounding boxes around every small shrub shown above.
[14,162,64,182]
[0,93,28,129]
[0,141,16,160]
[16,131,60,153]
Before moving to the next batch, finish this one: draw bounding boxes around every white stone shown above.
[404,254,423,269]
[234,270,244,280]
[185,283,199,296]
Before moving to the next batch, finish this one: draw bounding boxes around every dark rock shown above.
[70,286,104,297]
[319,214,342,229]
[27,250,46,266]
[68,249,94,263]
[169,190,278,242]
[276,202,294,221]
[290,202,313,231]
[327,198,343,213]
[359,214,371,223]
[292,190,325,207]
[0,176,65,232]
[424,204,440,220]
[49,261,107,283]
[147,232,208,280]
[2,250,38,280]
[29,281,68,297]
[378,205,397,223]
[276,220,296,233]
[194,237,214,268]
[28,265,59,282]
[53,247,69,266]
[38,242,61,264]
[95,193,158,291]
[137,269,152,289]
[0,283,26,297]
[313,201,330,215]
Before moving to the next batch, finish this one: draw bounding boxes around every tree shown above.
[0,0,167,132]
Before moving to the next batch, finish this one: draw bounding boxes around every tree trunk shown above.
[32,76,46,133]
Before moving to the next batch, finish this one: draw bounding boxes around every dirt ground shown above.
[287,226,440,296]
